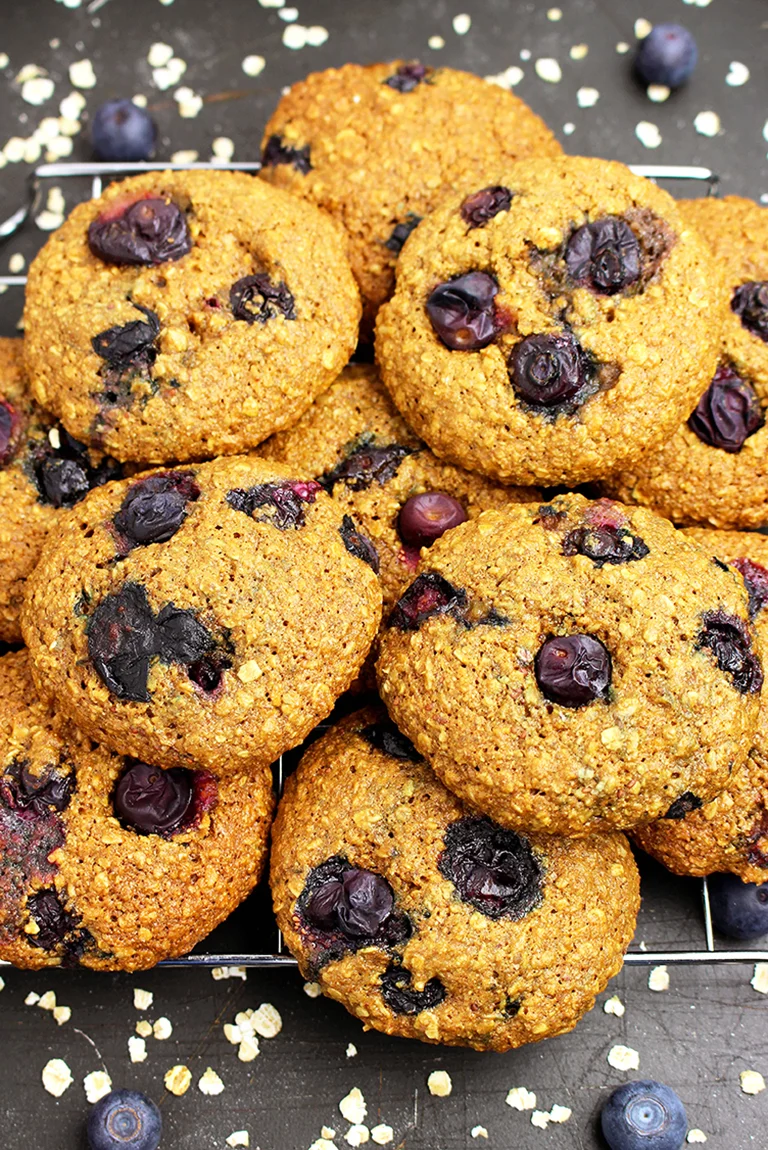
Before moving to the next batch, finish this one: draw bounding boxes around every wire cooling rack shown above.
[1,158,766,969]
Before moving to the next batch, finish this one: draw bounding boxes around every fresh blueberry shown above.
[731,557,768,620]
[339,514,380,572]
[385,214,422,254]
[91,99,157,162]
[510,331,590,409]
[384,62,431,92]
[388,572,467,631]
[320,440,413,492]
[87,1089,162,1150]
[426,271,501,351]
[601,1080,687,1150]
[688,365,764,453]
[438,816,544,920]
[562,523,649,567]
[113,471,200,547]
[731,281,768,343]
[696,610,763,695]
[634,24,698,88]
[261,134,312,174]
[0,400,19,466]
[708,873,768,939]
[397,492,468,549]
[460,186,513,229]
[88,198,191,266]
[113,760,193,837]
[534,634,612,707]
[380,964,446,1014]
[565,216,641,294]
[230,273,296,323]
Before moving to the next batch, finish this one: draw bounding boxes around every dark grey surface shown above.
[0,1,767,1147]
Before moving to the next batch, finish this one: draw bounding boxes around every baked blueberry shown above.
[708,872,768,939]
[688,365,763,453]
[385,214,422,254]
[510,332,591,409]
[0,760,73,816]
[460,186,512,229]
[86,583,157,702]
[339,515,380,572]
[731,281,768,343]
[88,198,191,266]
[361,718,421,762]
[562,523,649,567]
[91,99,157,163]
[634,24,698,88]
[92,306,160,378]
[153,604,214,666]
[226,480,321,530]
[426,271,501,351]
[113,472,200,547]
[565,216,640,294]
[696,610,763,695]
[534,634,612,707]
[663,791,703,819]
[229,274,296,323]
[380,964,446,1014]
[306,867,395,939]
[384,62,430,92]
[26,888,83,951]
[438,816,544,920]
[261,134,312,174]
[398,492,467,549]
[601,1080,687,1150]
[113,760,194,837]
[388,572,467,631]
[732,557,768,620]
[0,400,19,466]
[36,457,91,508]
[87,1089,162,1150]
[320,439,413,492]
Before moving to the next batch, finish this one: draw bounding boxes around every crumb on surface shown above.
[648,965,670,992]
[83,1070,112,1104]
[42,1058,73,1097]
[506,1086,537,1111]
[198,1066,225,1095]
[740,1070,765,1096]
[340,1086,367,1124]
[604,995,625,1017]
[608,1044,640,1071]
[427,1070,452,1097]
[164,1064,192,1096]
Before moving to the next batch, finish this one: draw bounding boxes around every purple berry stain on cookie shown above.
[535,634,612,707]
[696,609,763,695]
[388,572,467,631]
[32,427,124,509]
[688,364,764,453]
[226,479,321,530]
[385,213,422,254]
[460,186,513,229]
[439,816,544,920]
[565,216,641,294]
[384,62,431,92]
[320,438,414,492]
[113,471,200,548]
[88,196,191,265]
[380,964,446,1015]
[732,281,768,343]
[261,134,312,174]
[663,791,703,819]
[361,718,421,761]
[398,492,467,549]
[230,274,296,323]
[510,332,592,410]
[426,271,501,350]
[0,400,20,466]
[745,809,768,868]
[339,515,380,573]
[731,557,768,620]
[114,760,195,837]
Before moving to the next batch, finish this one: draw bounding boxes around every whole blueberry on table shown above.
[708,873,768,939]
[91,99,157,162]
[601,1080,687,1150]
[87,1089,161,1150]
[634,24,698,88]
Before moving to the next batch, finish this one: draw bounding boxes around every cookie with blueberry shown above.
[0,650,273,970]
[0,338,129,643]
[271,706,640,1051]
[606,197,768,528]
[634,528,768,883]
[376,493,761,837]
[375,156,727,487]
[259,61,560,335]
[23,170,360,464]
[21,456,382,774]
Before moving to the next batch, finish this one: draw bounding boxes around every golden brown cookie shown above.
[271,706,639,1052]
[375,157,727,486]
[21,456,382,773]
[376,495,761,836]
[23,170,360,463]
[0,651,273,970]
[634,528,768,882]
[259,61,560,332]
[606,197,768,528]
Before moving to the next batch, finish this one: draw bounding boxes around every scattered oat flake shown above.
[647,85,671,103]
[153,1017,173,1040]
[279,6,299,19]
[242,55,266,78]
[485,66,524,89]
[427,1070,452,1097]
[136,1020,153,1038]
[309,1141,338,1150]
[507,1086,537,1110]
[164,1064,192,1096]
[84,1070,112,1104]
[616,41,630,54]
[175,88,204,118]
[42,1058,73,1097]
[577,87,599,108]
[212,136,234,160]
[252,1003,282,1038]
[340,1087,367,1124]
[154,58,187,90]
[53,1006,71,1026]
[608,1044,640,1071]
[69,59,96,89]
[428,36,445,50]
[0,54,8,69]
[38,990,57,1011]
[740,1070,765,1095]
[223,1023,242,1045]
[199,1067,225,1096]
[227,1134,250,1149]
[694,110,720,137]
[547,8,562,20]
[238,1036,260,1062]
[36,210,62,230]
[636,121,662,148]
[471,1130,488,1141]
[346,1043,358,1058]
[751,963,768,994]
[304,981,322,998]
[648,965,670,992]
[687,1132,708,1145]
[16,63,44,83]
[148,42,174,67]
[635,18,652,39]
[259,0,284,5]
[563,122,575,135]
[322,1129,336,1140]
[0,976,4,991]
[371,1126,393,1146]
[535,58,562,83]
[283,24,328,49]
[453,14,471,35]
[549,1105,572,1124]
[25,991,40,1006]
[305,26,329,46]
[134,988,153,1010]
[171,149,199,164]
[22,77,55,106]
[345,1127,369,1147]
[128,1036,147,1064]
[726,62,749,87]
[570,44,589,60]
[212,965,247,980]
[531,1111,550,1129]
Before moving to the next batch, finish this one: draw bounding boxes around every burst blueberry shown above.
[601,1080,687,1150]
[562,522,649,567]
[732,281,768,343]
[361,719,421,762]
[339,515,380,572]
[731,557,768,620]
[261,134,312,174]
[398,492,467,549]
[460,186,513,229]
[388,572,467,631]
[305,867,395,938]
[688,365,763,453]
[113,471,200,547]
[230,273,296,323]
[114,760,193,837]
[510,331,590,408]
[384,62,430,92]
[426,271,501,351]
[565,216,641,294]
[696,610,762,695]
[320,440,412,492]
[88,197,191,266]
[385,214,422,254]
[87,1089,162,1150]
[91,99,157,162]
[535,634,612,707]
[380,964,446,1015]
[438,816,544,920]
[0,400,18,466]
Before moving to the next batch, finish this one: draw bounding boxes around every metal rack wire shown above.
[0,158,765,969]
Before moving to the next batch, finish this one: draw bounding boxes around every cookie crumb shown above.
[136,1020,153,1038]
[198,1066,225,1096]
[604,995,625,1017]
[648,965,670,992]
[608,1044,640,1071]
[340,1086,367,1124]
[345,1126,369,1147]
[84,1070,112,1104]
[740,1070,765,1096]
[371,1125,393,1145]
[427,1070,452,1097]
[153,1017,173,1040]
[128,1036,147,1063]
[303,981,322,998]
[506,1086,537,1110]
[751,963,768,994]
[133,988,153,1011]
[164,1064,192,1096]
[42,1058,73,1097]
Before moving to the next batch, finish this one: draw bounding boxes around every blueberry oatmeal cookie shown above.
[23,170,360,464]
[376,494,760,837]
[21,456,382,773]
[375,157,727,487]
[634,528,768,882]
[259,62,560,333]
[606,197,768,528]
[0,651,273,970]
[271,706,639,1051]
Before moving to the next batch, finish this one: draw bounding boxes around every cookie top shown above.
[271,706,639,1052]
[0,651,273,970]
[606,197,768,528]
[375,156,726,486]
[21,455,382,774]
[634,528,768,882]
[0,339,133,643]
[259,61,561,332]
[23,170,360,464]
[261,364,539,617]
[376,494,761,836]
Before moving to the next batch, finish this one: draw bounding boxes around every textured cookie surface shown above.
[634,528,768,881]
[259,61,560,332]
[376,494,760,836]
[0,651,273,970]
[21,455,382,773]
[606,197,768,528]
[375,157,726,486]
[23,170,360,463]
[271,707,639,1051]
[0,339,131,642]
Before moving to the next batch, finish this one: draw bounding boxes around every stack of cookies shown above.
[1,59,766,1054]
